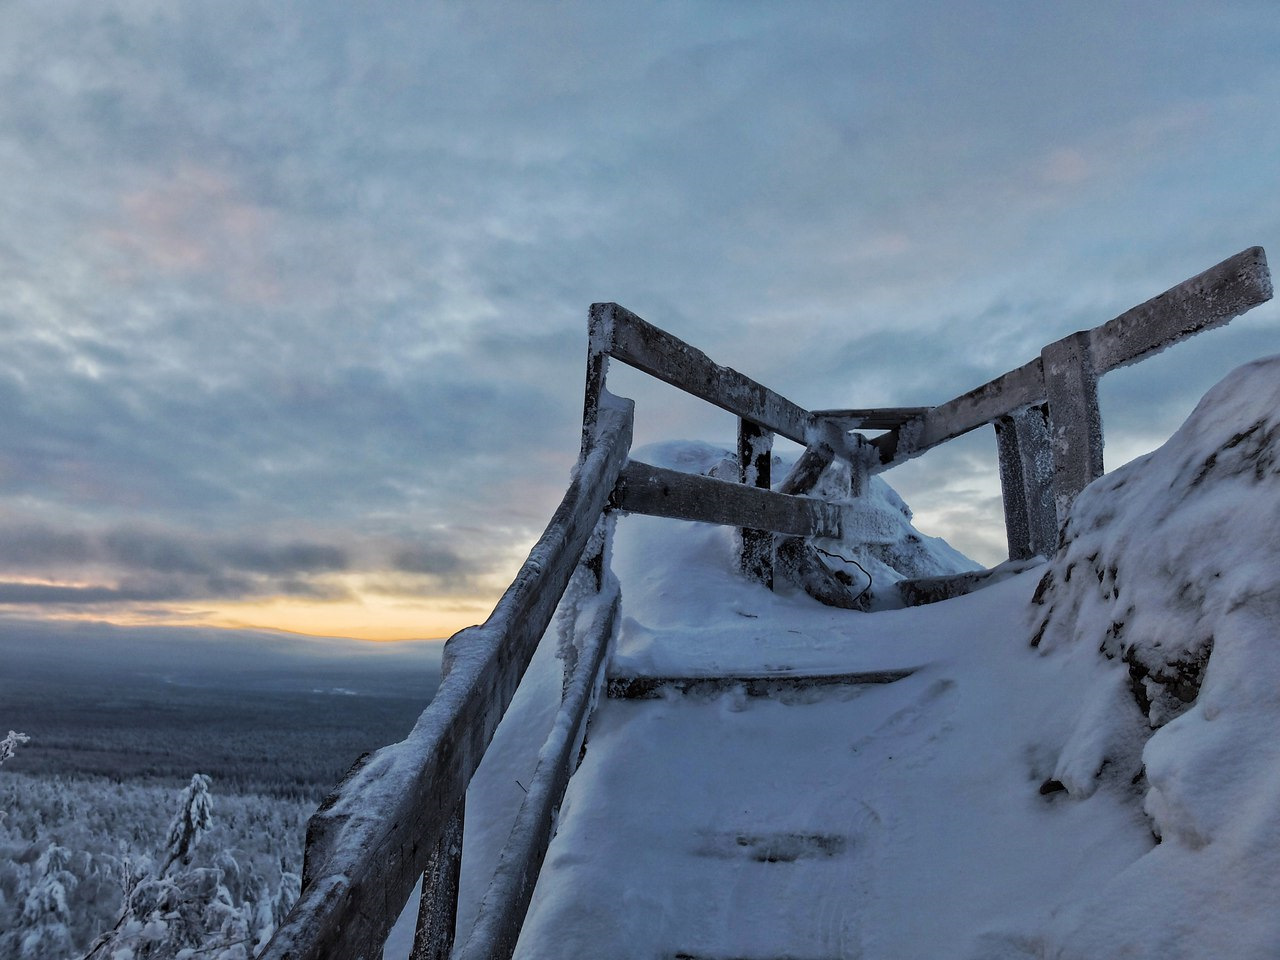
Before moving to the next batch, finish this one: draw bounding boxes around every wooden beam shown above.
[1089,246,1272,374]
[871,358,1046,467]
[873,247,1273,471]
[1042,332,1103,523]
[612,460,841,539]
[811,407,932,430]
[994,404,1057,560]
[607,668,914,699]
[259,401,634,960]
[599,302,815,446]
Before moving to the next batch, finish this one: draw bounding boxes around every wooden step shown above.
[606,668,914,700]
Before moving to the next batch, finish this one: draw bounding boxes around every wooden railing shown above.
[259,246,1271,960]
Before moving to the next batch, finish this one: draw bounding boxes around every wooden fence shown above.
[258,246,1271,960]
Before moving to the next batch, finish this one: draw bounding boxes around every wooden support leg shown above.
[847,433,870,499]
[738,419,774,587]
[995,403,1057,559]
[1042,332,1104,524]
[409,804,465,960]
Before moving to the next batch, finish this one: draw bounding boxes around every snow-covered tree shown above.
[158,773,213,876]
[15,842,78,959]
[83,774,254,960]
[1,730,29,768]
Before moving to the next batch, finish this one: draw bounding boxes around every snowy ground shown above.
[388,358,1280,959]
[509,523,1156,960]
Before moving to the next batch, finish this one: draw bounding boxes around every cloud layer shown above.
[1,2,1278,637]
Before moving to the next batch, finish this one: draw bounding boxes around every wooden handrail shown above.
[596,302,816,446]
[872,247,1272,468]
[612,459,842,538]
[259,399,634,960]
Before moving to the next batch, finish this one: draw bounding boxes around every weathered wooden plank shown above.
[612,459,841,539]
[994,404,1057,561]
[871,357,1046,468]
[259,400,634,960]
[737,419,774,587]
[811,407,932,430]
[1042,331,1103,523]
[600,302,815,446]
[455,586,621,960]
[1089,246,1272,374]
[607,668,914,700]
[873,248,1272,470]
[579,303,614,458]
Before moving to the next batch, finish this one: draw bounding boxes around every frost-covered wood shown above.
[812,407,931,430]
[737,419,774,586]
[455,586,621,960]
[995,404,1057,560]
[1042,331,1104,523]
[259,399,634,960]
[1088,246,1271,374]
[579,303,613,458]
[599,302,814,446]
[872,247,1272,470]
[612,460,841,539]
[870,358,1046,467]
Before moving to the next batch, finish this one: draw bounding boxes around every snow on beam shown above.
[598,302,815,446]
[259,400,634,960]
[1088,246,1272,374]
[872,246,1272,470]
[612,459,842,539]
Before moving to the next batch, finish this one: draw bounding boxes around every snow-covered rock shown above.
[1030,355,1280,957]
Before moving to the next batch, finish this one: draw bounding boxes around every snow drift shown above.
[1031,354,1280,957]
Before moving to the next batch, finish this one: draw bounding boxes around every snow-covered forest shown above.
[0,767,305,958]
[0,633,440,959]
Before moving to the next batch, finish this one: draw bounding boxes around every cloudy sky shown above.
[1,1,1277,643]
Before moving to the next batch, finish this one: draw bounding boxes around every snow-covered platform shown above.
[465,513,1149,960]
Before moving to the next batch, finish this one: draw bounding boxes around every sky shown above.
[1,1,1278,643]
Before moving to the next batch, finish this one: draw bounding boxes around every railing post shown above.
[581,303,614,459]
[1041,331,1104,524]
[737,418,773,587]
[847,432,869,499]
[994,404,1057,559]
[409,804,464,960]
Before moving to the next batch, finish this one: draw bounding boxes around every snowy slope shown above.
[437,357,1280,960]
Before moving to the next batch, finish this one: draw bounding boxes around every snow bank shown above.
[1031,355,1280,957]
